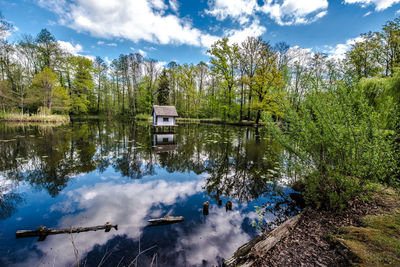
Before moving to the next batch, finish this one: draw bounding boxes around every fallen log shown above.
[148,215,184,226]
[224,210,305,267]
[16,222,118,241]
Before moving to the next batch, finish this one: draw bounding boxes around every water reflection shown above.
[152,133,177,153]
[0,121,298,266]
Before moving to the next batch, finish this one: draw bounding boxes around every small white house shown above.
[151,105,179,126]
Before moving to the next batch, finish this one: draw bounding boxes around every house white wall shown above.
[155,116,175,126]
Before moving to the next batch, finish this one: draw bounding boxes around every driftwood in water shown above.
[148,215,184,226]
[16,222,118,241]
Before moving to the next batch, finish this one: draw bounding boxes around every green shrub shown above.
[267,79,396,210]
[303,171,364,210]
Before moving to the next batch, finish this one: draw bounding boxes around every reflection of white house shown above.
[153,134,176,153]
[153,134,175,145]
[151,105,179,126]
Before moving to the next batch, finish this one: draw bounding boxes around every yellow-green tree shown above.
[30,67,70,114]
[208,38,239,120]
[252,44,284,124]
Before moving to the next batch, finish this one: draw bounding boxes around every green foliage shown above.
[251,205,265,231]
[267,78,396,210]
[156,69,170,105]
[303,172,364,210]
[70,57,94,115]
[29,67,70,114]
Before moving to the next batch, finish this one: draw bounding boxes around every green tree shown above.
[157,69,169,105]
[29,67,69,114]
[35,29,60,71]
[71,57,94,114]
[252,43,284,124]
[209,38,239,120]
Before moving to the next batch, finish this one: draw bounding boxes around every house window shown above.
[163,138,169,142]
[163,117,169,122]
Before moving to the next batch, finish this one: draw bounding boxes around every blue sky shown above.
[2,0,400,64]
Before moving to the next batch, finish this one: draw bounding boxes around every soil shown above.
[251,190,398,267]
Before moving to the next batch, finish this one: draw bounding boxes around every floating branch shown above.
[148,215,184,226]
[16,222,118,241]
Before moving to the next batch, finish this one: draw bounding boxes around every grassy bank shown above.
[335,188,400,266]
[0,113,70,123]
[228,185,400,266]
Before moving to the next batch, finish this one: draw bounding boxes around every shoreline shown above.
[134,116,265,127]
[224,187,400,266]
[0,113,70,123]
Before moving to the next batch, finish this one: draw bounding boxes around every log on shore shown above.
[148,215,184,226]
[224,210,305,267]
[16,222,118,241]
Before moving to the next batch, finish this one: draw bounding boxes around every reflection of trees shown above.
[0,183,23,219]
[203,127,283,203]
[0,120,285,210]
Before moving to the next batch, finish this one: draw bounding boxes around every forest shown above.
[1,12,400,208]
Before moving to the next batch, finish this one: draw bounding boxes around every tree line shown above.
[1,12,397,123]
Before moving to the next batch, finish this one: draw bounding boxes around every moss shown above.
[335,189,400,266]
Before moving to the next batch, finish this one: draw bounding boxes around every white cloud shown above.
[325,36,365,60]
[97,40,104,45]
[37,0,218,47]
[138,49,147,57]
[363,11,372,16]
[206,0,259,25]
[104,56,112,65]
[169,0,179,13]
[106,42,117,47]
[225,19,266,44]
[57,40,83,55]
[344,0,400,11]
[261,0,328,25]
[206,0,328,26]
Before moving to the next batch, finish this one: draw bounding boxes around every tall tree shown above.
[71,57,94,114]
[156,69,170,105]
[93,56,107,114]
[240,37,265,121]
[252,43,284,124]
[35,29,60,71]
[209,38,238,120]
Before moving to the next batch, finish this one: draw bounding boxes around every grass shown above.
[0,113,70,123]
[335,188,400,266]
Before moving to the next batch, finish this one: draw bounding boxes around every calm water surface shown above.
[0,121,298,266]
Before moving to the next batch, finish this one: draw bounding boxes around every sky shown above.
[1,0,400,65]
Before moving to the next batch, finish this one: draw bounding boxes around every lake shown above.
[0,121,299,266]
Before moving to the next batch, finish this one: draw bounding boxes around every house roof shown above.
[152,105,179,117]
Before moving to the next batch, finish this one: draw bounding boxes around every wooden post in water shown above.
[203,201,209,215]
